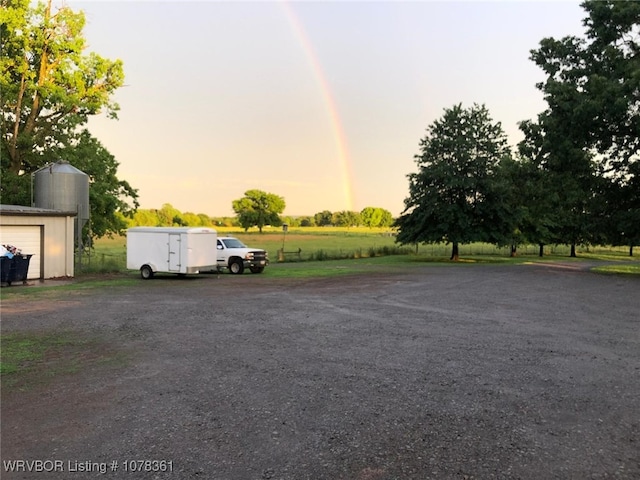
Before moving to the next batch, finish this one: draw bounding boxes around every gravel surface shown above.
[1,262,639,479]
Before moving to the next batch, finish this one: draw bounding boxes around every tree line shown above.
[229,188,394,231]
[122,202,395,231]
[395,1,639,259]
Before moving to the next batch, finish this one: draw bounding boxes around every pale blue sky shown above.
[70,0,586,217]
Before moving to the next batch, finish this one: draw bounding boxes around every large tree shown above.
[314,210,333,227]
[525,0,639,255]
[332,210,361,227]
[516,120,561,256]
[517,114,598,256]
[0,0,137,237]
[394,104,512,260]
[360,207,394,228]
[232,189,285,232]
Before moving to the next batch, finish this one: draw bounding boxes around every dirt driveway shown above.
[1,263,639,479]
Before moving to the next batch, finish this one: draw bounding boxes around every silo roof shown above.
[34,161,88,176]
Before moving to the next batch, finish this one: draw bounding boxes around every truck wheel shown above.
[140,265,154,279]
[249,267,264,274]
[229,259,244,274]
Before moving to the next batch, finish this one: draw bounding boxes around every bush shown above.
[311,249,330,261]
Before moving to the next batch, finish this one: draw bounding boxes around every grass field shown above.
[79,226,637,274]
[83,226,404,271]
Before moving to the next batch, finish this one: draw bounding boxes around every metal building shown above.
[0,205,76,281]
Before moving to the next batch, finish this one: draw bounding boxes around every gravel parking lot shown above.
[2,262,639,479]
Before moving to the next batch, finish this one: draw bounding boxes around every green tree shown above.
[181,212,204,227]
[56,130,138,237]
[156,203,183,226]
[517,116,594,256]
[528,30,600,256]
[332,210,361,227]
[314,210,333,227]
[197,213,215,227]
[490,154,543,257]
[360,207,378,228]
[281,216,301,228]
[299,216,316,227]
[232,189,285,232]
[516,120,559,256]
[360,207,380,228]
[598,166,640,255]
[131,209,160,227]
[527,0,639,255]
[0,0,135,237]
[378,209,394,228]
[361,207,394,228]
[578,1,639,171]
[394,104,512,260]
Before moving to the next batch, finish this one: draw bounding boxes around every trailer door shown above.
[168,234,181,271]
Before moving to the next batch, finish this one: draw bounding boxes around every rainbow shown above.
[280,2,355,212]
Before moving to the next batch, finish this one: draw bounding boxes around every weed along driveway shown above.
[1,263,639,479]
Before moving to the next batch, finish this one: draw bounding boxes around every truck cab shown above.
[216,236,268,274]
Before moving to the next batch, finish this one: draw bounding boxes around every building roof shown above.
[0,204,77,217]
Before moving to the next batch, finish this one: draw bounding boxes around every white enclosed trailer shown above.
[126,227,217,279]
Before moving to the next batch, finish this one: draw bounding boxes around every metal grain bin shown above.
[33,161,90,253]
[33,161,90,225]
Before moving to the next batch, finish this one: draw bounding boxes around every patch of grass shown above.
[1,331,78,378]
[580,252,640,262]
[260,253,542,278]
[262,255,422,278]
[0,330,128,392]
[80,256,126,274]
[0,275,139,300]
[100,230,405,264]
[591,264,640,276]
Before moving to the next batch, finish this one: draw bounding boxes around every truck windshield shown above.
[222,238,247,249]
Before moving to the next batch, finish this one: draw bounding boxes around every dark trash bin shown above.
[0,256,12,284]
[4,254,33,286]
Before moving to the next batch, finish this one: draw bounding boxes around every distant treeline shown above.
[123,204,395,229]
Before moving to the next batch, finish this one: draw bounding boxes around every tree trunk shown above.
[539,243,544,257]
[450,242,459,261]
[9,73,28,173]
[630,245,634,257]
[510,243,517,257]
[570,243,577,257]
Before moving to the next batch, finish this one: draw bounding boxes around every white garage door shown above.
[0,225,41,280]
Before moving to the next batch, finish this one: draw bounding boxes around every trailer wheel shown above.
[140,265,154,279]
[249,267,264,274]
[229,259,244,274]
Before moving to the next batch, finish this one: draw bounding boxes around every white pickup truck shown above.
[216,236,269,274]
